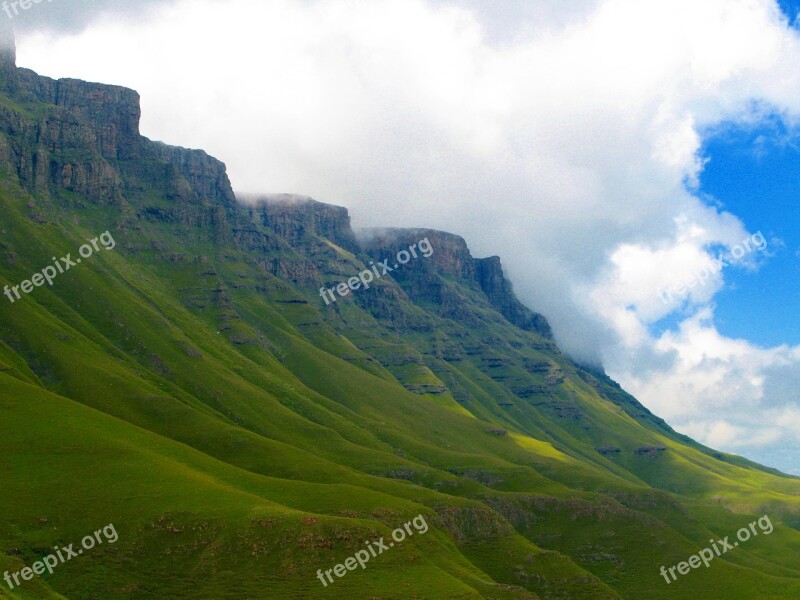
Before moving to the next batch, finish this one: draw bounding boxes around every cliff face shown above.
[150,142,237,210]
[476,256,553,338]
[246,194,360,255]
[42,78,142,160]
[0,35,233,213]
[359,228,552,339]
[359,228,479,280]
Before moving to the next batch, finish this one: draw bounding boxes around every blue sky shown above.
[690,1,800,349]
[779,0,800,23]
[698,114,800,347]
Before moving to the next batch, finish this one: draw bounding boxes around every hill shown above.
[0,32,799,599]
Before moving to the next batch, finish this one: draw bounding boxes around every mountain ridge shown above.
[1,30,799,600]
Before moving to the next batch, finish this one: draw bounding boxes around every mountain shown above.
[0,33,799,600]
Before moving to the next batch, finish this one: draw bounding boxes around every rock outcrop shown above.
[0,31,234,213]
[359,228,553,339]
[150,142,237,210]
[246,194,360,255]
[476,256,553,338]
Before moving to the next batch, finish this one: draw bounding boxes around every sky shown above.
[7,0,800,475]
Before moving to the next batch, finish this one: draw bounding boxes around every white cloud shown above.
[679,420,781,449]
[14,0,800,472]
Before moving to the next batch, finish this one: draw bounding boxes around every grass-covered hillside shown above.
[0,39,799,600]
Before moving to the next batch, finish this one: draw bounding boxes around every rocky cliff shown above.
[245,194,361,254]
[359,227,553,339]
[0,30,233,214]
[0,32,552,344]
[476,256,553,338]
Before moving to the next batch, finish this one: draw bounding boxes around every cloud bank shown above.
[15,0,800,473]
